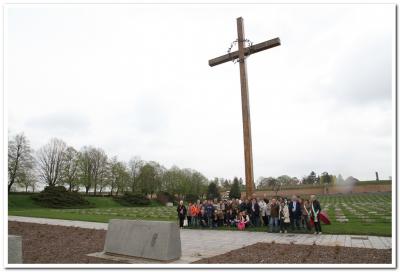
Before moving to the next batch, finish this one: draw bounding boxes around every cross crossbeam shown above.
[208,37,281,67]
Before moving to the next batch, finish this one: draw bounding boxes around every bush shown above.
[156,192,176,205]
[113,192,150,206]
[31,186,90,208]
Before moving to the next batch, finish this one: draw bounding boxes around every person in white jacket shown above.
[258,198,267,227]
[279,199,291,233]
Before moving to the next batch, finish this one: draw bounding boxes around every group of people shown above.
[176,194,323,234]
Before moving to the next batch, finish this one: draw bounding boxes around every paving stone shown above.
[368,236,387,249]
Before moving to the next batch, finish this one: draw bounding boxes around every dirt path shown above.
[8,221,123,264]
[9,221,391,264]
[193,242,391,264]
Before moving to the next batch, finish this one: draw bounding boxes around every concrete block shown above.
[8,235,22,264]
[104,219,181,261]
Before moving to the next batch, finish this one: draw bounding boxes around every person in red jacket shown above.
[190,202,200,227]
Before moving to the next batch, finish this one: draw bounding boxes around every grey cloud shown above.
[321,32,392,106]
[25,111,91,136]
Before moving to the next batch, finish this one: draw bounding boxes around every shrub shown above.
[31,186,90,208]
[156,192,176,205]
[113,192,150,206]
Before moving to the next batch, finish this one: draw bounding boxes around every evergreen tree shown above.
[238,177,245,190]
[320,172,332,184]
[207,182,220,200]
[304,171,318,184]
[229,177,241,199]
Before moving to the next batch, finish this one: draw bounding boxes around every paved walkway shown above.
[8,216,393,263]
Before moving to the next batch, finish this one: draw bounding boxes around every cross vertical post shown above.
[236,17,254,198]
[208,17,281,199]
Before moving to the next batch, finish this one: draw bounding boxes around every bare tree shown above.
[116,165,130,196]
[111,159,129,196]
[90,148,108,196]
[77,146,108,195]
[62,146,80,191]
[108,156,118,196]
[128,156,143,192]
[36,138,67,186]
[16,170,37,192]
[98,161,111,194]
[78,147,93,195]
[8,133,34,192]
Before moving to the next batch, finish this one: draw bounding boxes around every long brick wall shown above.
[240,183,392,198]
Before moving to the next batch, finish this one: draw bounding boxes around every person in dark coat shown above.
[289,195,302,230]
[250,198,260,227]
[205,199,215,228]
[310,195,322,234]
[177,200,187,229]
[245,198,252,215]
[199,208,208,228]
[225,208,236,227]
[269,198,280,232]
[239,197,247,212]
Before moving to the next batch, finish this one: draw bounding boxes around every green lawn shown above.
[317,193,392,236]
[8,193,392,236]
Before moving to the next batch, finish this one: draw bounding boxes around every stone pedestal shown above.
[104,219,181,261]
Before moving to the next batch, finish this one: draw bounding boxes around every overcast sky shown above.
[6,4,394,182]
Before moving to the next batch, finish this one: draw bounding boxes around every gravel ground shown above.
[193,242,392,264]
[8,221,123,264]
[9,221,391,264]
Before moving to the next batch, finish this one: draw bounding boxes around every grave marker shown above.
[8,235,22,264]
[103,219,181,262]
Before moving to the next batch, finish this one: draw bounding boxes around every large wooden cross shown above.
[208,17,281,197]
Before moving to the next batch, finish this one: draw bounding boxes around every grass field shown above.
[8,192,392,236]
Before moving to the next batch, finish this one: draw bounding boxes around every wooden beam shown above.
[237,17,255,198]
[208,37,280,67]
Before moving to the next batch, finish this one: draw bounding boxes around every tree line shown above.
[8,132,365,199]
[8,133,212,198]
[256,171,360,192]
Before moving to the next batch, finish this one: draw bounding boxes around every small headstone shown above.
[104,219,181,261]
[166,202,173,207]
[8,235,22,264]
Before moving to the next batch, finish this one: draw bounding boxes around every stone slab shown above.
[104,219,181,262]
[8,235,22,264]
